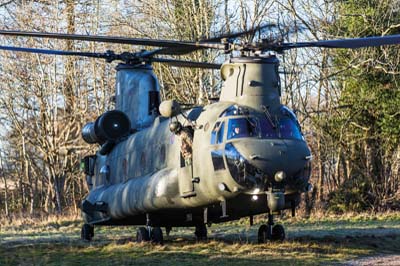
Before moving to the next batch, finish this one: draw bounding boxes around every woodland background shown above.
[0,0,399,221]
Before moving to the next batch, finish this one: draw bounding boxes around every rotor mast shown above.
[220,55,281,112]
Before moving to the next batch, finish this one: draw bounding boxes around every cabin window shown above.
[210,121,225,144]
[81,155,96,176]
[148,91,160,115]
[100,165,110,184]
[159,144,166,165]
[227,118,258,140]
[140,152,147,174]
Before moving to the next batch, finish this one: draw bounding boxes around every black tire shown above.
[165,226,172,237]
[195,224,207,241]
[258,224,268,244]
[271,224,285,241]
[81,224,94,241]
[89,225,94,238]
[151,227,163,245]
[136,227,150,243]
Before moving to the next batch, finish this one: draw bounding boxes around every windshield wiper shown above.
[260,105,276,129]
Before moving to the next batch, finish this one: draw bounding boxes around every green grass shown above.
[1,213,400,265]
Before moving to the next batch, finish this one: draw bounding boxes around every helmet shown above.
[169,121,182,134]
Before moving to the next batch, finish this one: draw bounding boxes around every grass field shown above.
[1,213,400,265]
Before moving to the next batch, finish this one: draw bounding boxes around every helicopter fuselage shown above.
[82,100,311,227]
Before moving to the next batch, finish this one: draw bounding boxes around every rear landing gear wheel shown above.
[195,224,207,241]
[136,227,150,243]
[257,224,268,244]
[151,227,164,245]
[271,224,285,241]
[81,224,94,241]
[165,226,172,237]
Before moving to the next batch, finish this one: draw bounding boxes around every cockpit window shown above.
[227,118,259,140]
[259,117,278,138]
[278,105,303,140]
[281,106,298,122]
[210,121,225,144]
[278,118,303,140]
[220,105,249,117]
[213,105,303,142]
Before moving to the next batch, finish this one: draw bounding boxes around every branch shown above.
[0,0,16,8]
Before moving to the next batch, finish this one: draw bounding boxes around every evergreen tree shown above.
[325,0,400,212]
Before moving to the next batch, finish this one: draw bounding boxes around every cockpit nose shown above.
[212,104,311,190]
[224,139,311,190]
[233,138,310,178]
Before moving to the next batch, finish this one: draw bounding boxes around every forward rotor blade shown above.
[280,34,400,50]
[0,45,109,59]
[0,30,196,48]
[0,45,221,69]
[153,58,221,69]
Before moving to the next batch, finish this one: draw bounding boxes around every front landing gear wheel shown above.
[136,227,150,243]
[81,224,94,241]
[195,224,207,241]
[271,224,285,241]
[151,227,164,245]
[258,224,285,243]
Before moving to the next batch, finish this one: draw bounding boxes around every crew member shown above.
[170,121,194,166]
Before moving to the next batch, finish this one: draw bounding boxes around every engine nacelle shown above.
[82,110,131,144]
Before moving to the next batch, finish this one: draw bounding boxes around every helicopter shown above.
[0,26,400,244]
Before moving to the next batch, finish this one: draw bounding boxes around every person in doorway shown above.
[170,121,194,166]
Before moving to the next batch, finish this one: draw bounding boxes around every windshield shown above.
[220,105,249,117]
[227,118,259,140]
[278,118,303,140]
[215,105,303,142]
[278,106,303,140]
[259,117,278,138]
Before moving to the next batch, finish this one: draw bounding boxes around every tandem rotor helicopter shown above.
[1,25,400,244]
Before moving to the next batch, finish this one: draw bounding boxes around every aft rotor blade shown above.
[0,45,109,59]
[155,24,276,55]
[206,23,276,42]
[0,30,196,48]
[280,34,400,50]
[154,58,221,69]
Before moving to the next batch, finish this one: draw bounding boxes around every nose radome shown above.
[231,138,310,178]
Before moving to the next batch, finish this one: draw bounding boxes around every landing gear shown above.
[195,224,207,241]
[136,226,163,244]
[136,227,150,242]
[258,213,285,243]
[151,227,164,244]
[258,224,268,243]
[271,224,285,241]
[136,214,163,244]
[81,223,94,241]
[165,226,172,237]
